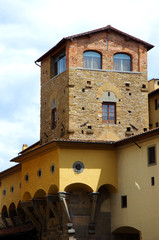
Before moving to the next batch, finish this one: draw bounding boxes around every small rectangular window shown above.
[102,102,116,124]
[155,99,158,110]
[51,108,57,130]
[121,195,127,208]
[156,122,158,128]
[151,177,155,186]
[148,146,156,165]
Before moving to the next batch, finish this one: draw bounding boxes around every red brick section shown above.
[66,31,148,72]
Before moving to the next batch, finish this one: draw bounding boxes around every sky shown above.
[0,0,159,171]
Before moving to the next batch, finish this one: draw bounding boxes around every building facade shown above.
[0,26,158,240]
[148,78,159,129]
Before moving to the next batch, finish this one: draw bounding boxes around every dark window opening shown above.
[142,84,146,88]
[51,51,66,77]
[121,195,127,208]
[155,99,158,110]
[3,189,6,196]
[125,83,130,87]
[102,102,116,124]
[148,146,156,165]
[50,164,55,174]
[143,128,147,132]
[151,177,155,186]
[51,108,57,130]
[88,126,92,129]
[37,169,42,178]
[127,127,131,132]
[156,122,158,128]
[25,174,29,182]
[87,81,91,85]
[114,53,131,71]
[10,186,14,193]
[84,51,102,69]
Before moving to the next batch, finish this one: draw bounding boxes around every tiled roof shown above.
[35,25,154,63]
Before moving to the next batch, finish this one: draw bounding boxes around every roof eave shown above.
[35,25,154,63]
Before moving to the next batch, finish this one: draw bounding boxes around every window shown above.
[51,108,57,130]
[10,186,14,193]
[83,51,101,69]
[73,161,84,174]
[37,169,42,178]
[148,146,156,165]
[102,102,116,124]
[25,174,29,182]
[121,195,127,208]
[151,177,155,186]
[51,51,66,77]
[50,164,55,174]
[113,53,131,71]
[155,99,158,110]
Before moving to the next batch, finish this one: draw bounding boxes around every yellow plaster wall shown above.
[111,136,159,240]
[0,169,21,210]
[21,148,59,200]
[59,147,117,192]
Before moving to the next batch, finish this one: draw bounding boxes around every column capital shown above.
[58,191,70,200]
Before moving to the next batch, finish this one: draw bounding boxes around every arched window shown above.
[83,51,101,69]
[113,53,131,71]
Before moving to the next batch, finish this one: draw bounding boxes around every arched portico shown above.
[112,226,141,240]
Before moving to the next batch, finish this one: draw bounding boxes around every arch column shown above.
[89,192,99,234]
[58,191,75,234]
[46,194,62,233]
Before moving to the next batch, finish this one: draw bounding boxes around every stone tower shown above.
[35,25,153,145]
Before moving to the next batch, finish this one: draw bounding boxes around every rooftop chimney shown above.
[22,144,28,151]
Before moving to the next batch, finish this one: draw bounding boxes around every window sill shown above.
[148,163,157,166]
[74,67,142,74]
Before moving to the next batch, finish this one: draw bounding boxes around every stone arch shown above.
[64,182,93,193]
[98,184,117,194]
[1,205,8,217]
[8,202,17,217]
[112,226,140,240]
[48,184,58,195]
[22,191,32,201]
[64,183,93,220]
[97,81,122,100]
[16,201,25,221]
[33,189,46,199]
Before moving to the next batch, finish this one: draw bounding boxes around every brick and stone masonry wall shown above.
[40,30,149,143]
[68,68,148,141]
